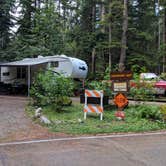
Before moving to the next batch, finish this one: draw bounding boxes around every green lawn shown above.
[30,103,166,135]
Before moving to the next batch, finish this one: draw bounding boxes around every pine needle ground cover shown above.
[27,104,166,135]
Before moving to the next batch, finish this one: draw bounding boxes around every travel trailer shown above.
[0,55,88,95]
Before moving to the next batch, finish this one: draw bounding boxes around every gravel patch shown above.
[0,96,67,143]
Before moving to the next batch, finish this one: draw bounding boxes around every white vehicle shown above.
[140,73,158,81]
[47,55,88,79]
[139,73,166,96]
[0,55,88,95]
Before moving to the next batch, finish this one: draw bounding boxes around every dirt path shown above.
[0,96,66,143]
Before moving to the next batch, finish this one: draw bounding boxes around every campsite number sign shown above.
[111,71,132,93]
[112,81,128,92]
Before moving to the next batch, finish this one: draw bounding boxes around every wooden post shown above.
[92,48,96,75]
[119,0,128,71]
[109,0,112,71]
[28,65,31,97]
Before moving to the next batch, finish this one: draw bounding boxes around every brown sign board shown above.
[110,71,133,80]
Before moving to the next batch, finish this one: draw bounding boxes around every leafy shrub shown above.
[103,67,111,80]
[130,105,162,121]
[87,80,112,97]
[131,66,147,76]
[88,81,103,90]
[30,70,74,111]
[160,105,166,120]
[160,73,166,80]
[129,80,155,101]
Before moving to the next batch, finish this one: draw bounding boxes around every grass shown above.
[28,103,166,135]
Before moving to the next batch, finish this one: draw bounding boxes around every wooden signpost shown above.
[111,71,132,120]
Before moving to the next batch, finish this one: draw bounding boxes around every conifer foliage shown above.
[0,0,166,75]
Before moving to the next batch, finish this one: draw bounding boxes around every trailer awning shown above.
[0,55,74,96]
[0,58,50,97]
[0,57,49,67]
[0,55,70,67]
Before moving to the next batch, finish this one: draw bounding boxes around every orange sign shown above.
[113,93,128,108]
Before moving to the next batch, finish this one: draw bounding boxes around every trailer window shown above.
[3,72,10,76]
[51,61,59,68]
[17,67,26,79]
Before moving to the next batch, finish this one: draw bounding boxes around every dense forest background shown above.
[0,0,166,77]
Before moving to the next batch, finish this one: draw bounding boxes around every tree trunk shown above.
[157,0,161,73]
[101,0,105,33]
[119,0,128,72]
[108,0,112,71]
[92,48,96,75]
[38,0,41,9]
[92,3,96,31]
[158,0,161,51]
[163,6,166,73]
[57,0,61,15]
[92,1,96,75]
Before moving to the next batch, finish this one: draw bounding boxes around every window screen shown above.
[17,67,26,79]
[51,61,59,67]
[3,72,10,76]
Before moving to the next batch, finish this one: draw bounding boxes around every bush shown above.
[30,70,74,111]
[129,80,155,101]
[160,73,166,80]
[87,80,112,97]
[130,105,162,121]
[160,105,166,120]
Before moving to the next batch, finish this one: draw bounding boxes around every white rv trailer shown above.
[46,55,88,79]
[0,55,88,95]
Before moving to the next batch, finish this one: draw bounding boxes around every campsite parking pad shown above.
[0,96,66,143]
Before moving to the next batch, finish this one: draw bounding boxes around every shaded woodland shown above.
[0,0,166,77]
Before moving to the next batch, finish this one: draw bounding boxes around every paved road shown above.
[0,133,166,166]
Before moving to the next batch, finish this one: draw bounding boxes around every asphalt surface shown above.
[0,133,166,166]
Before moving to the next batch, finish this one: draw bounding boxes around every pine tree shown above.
[127,0,158,72]
[0,0,15,49]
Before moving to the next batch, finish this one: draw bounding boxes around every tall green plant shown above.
[130,105,162,121]
[30,70,74,111]
[0,0,15,61]
[129,82,155,101]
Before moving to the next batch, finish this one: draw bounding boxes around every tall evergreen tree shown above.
[0,0,15,49]
[127,0,158,72]
[0,0,164,75]
[0,0,15,61]
[119,0,128,71]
